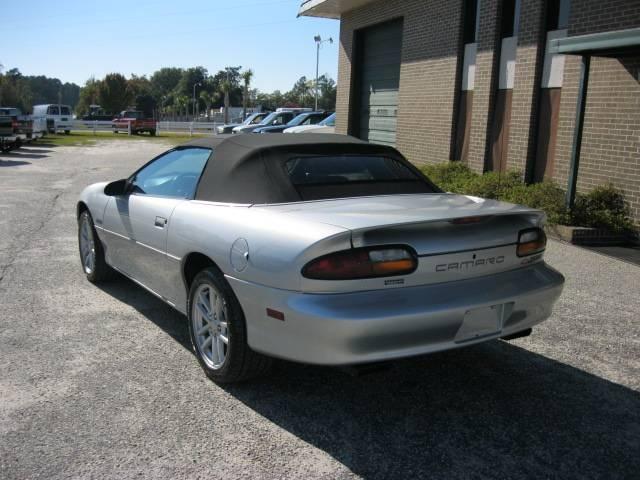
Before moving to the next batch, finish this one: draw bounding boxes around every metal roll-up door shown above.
[357,19,403,146]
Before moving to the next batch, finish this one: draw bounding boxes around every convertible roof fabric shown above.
[185,134,435,204]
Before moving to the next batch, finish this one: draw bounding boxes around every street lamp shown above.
[314,35,333,111]
[192,82,202,121]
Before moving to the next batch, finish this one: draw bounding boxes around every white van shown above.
[32,104,74,134]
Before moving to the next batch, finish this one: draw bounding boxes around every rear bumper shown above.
[227,262,565,365]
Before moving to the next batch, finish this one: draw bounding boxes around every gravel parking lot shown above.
[1,140,639,479]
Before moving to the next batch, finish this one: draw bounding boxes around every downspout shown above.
[565,54,591,209]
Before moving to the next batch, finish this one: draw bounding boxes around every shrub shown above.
[464,170,523,199]
[420,162,477,193]
[571,185,634,232]
[501,182,570,225]
[419,163,635,230]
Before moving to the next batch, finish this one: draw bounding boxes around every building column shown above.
[466,0,502,173]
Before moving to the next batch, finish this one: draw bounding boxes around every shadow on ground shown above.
[0,144,55,160]
[98,277,640,479]
[0,159,31,167]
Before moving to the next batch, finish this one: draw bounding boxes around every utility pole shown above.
[192,82,202,121]
[314,35,333,111]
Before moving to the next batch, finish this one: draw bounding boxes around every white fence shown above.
[66,120,225,136]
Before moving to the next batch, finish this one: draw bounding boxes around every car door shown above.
[102,147,212,301]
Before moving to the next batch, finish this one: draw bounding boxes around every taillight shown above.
[302,246,417,280]
[11,120,18,129]
[517,228,546,257]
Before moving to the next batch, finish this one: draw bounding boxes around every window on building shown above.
[500,0,521,38]
[546,0,571,31]
[463,0,481,44]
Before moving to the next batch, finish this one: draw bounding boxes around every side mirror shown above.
[104,179,129,196]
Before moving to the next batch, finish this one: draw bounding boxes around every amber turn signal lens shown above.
[517,228,547,257]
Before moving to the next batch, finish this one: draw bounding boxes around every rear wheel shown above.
[78,211,115,283]
[64,130,70,135]
[150,129,156,136]
[187,268,271,383]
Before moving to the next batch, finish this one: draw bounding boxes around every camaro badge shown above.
[436,256,505,272]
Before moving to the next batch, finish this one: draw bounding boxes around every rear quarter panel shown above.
[166,201,351,310]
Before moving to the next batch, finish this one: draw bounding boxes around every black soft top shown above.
[184,134,436,204]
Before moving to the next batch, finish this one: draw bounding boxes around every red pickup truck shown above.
[112,111,156,136]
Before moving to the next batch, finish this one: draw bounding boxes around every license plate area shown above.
[455,304,508,343]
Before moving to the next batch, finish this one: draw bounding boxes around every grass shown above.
[36,130,208,147]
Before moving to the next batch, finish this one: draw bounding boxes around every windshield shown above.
[286,114,310,127]
[259,112,279,125]
[243,112,266,125]
[319,113,336,126]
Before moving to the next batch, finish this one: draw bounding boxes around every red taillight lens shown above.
[517,228,547,257]
[302,246,417,280]
[11,120,19,129]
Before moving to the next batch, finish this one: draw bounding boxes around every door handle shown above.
[154,216,168,228]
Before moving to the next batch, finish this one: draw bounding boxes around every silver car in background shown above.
[77,134,564,383]
[216,111,267,134]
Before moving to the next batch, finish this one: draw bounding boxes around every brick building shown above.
[299,0,640,224]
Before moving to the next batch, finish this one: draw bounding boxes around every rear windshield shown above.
[60,106,71,115]
[285,155,435,200]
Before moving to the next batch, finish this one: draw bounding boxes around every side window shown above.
[131,148,211,199]
[60,106,71,115]
[309,116,322,124]
[48,106,59,115]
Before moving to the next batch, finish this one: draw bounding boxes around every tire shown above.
[150,130,156,136]
[78,210,115,283]
[187,267,272,383]
[64,130,70,135]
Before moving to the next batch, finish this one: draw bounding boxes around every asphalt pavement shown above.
[1,140,639,479]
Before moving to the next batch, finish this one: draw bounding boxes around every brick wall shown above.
[466,0,500,173]
[553,0,640,224]
[336,0,462,165]
[554,55,640,223]
[333,0,640,223]
[505,0,545,174]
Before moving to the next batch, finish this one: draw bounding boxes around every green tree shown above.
[76,77,101,116]
[199,90,216,120]
[220,79,232,123]
[241,69,253,118]
[150,67,183,98]
[98,73,131,114]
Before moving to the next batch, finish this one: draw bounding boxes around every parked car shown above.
[216,112,268,134]
[253,111,331,134]
[32,104,74,134]
[0,107,35,145]
[233,108,312,134]
[0,114,18,152]
[77,134,565,383]
[112,111,156,136]
[284,112,336,134]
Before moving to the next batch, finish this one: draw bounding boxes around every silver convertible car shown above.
[77,134,565,383]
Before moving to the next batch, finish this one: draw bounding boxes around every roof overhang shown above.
[548,27,640,57]
[298,0,379,19]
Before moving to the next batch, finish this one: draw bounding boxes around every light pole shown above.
[192,82,202,121]
[314,35,333,111]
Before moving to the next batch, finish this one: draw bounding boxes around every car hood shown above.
[254,193,544,231]
[283,125,335,134]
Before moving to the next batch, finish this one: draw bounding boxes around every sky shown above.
[1,0,339,92]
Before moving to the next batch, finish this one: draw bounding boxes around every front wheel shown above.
[187,268,271,383]
[64,130,70,135]
[78,211,115,283]
[149,130,156,136]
